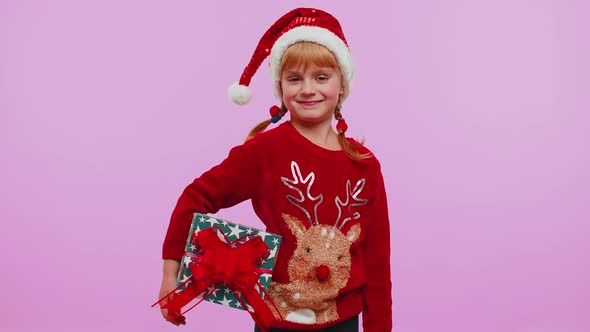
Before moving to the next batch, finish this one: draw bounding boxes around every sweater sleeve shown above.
[162,137,263,260]
[362,160,393,332]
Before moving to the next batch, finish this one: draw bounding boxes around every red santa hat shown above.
[228,8,354,105]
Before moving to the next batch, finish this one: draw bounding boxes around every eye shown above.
[287,76,300,82]
[316,75,328,81]
[305,247,311,253]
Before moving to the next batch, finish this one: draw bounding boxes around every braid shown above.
[334,107,344,129]
[333,104,372,160]
[245,104,287,142]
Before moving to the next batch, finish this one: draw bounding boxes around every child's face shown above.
[280,65,344,128]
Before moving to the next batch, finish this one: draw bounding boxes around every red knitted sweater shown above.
[163,121,392,331]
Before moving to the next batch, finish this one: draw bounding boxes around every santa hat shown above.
[228,8,354,105]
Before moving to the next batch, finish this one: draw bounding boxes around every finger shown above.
[162,310,178,326]
[158,293,176,320]
[158,291,184,325]
[160,308,169,321]
[162,307,184,324]
[159,299,170,320]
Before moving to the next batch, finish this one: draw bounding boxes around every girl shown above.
[158,8,392,332]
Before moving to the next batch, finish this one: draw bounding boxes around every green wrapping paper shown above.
[176,213,282,311]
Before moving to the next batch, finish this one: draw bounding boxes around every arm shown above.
[162,137,264,260]
[158,138,264,324]
[362,162,393,332]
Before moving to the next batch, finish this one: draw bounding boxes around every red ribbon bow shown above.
[153,227,280,332]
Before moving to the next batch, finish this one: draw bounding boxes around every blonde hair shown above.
[245,42,370,160]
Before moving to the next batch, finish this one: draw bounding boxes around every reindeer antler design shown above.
[281,161,324,226]
[334,179,368,229]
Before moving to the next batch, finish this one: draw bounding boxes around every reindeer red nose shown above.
[316,265,330,282]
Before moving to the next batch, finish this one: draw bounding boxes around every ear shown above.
[282,213,307,241]
[346,224,361,243]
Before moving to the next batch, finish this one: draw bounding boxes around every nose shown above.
[300,78,315,95]
[316,265,330,282]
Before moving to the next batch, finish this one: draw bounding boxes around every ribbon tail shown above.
[260,285,284,320]
[240,288,277,332]
[232,290,270,332]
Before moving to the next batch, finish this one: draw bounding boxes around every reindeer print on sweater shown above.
[266,161,367,325]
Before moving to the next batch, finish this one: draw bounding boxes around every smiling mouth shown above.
[297,100,323,106]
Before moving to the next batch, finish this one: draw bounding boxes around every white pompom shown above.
[228,82,253,105]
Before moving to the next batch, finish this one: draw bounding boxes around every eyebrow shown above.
[283,68,336,76]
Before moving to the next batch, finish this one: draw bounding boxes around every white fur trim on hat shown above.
[228,82,253,105]
[269,26,354,101]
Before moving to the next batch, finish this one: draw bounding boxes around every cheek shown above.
[336,266,349,281]
[323,84,342,100]
[282,87,297,101]
[280,83,297,99]
[291,257,310,279]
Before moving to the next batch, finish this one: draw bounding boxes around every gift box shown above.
[175,213,282,312]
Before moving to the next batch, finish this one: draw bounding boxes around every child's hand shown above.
[158,259,185,325]
[158,276,186,326]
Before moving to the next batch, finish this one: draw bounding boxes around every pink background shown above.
[1,1,588,331]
